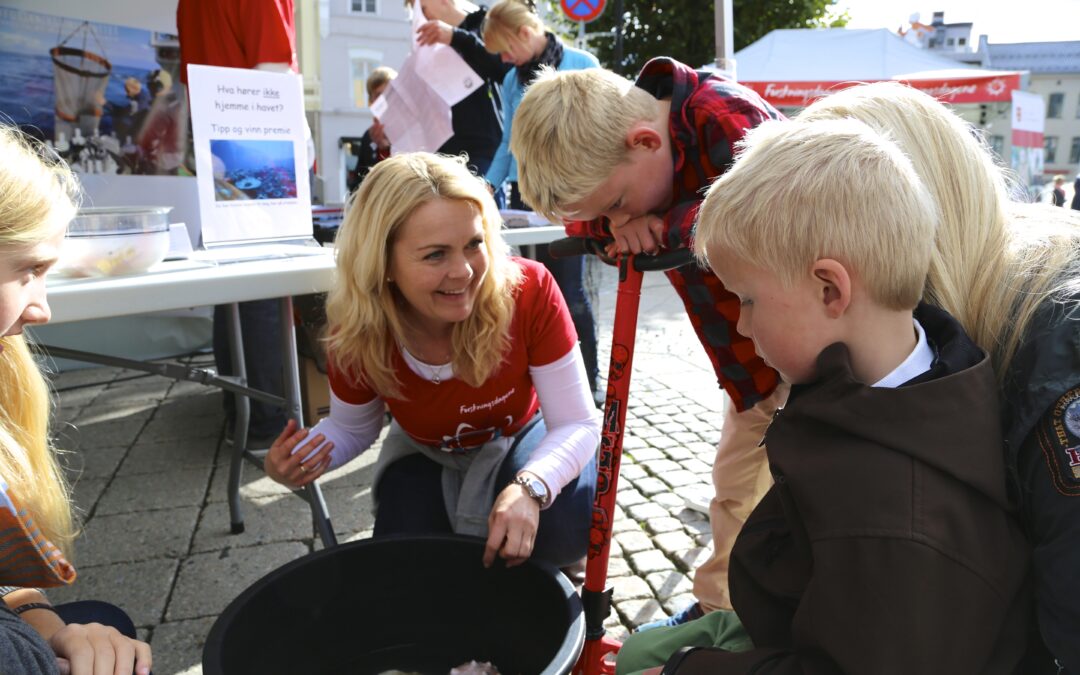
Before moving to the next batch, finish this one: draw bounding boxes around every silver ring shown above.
[299,464,307,473]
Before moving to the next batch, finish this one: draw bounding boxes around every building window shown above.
[348,48,383,108]
[1076,93,1080,118]
[351,0,377,13]
[990,135,1004,158]
[1045,136,1059,163]
[1048,93,1064,119]
[1071,137,1080,165]
[958,37,966,46]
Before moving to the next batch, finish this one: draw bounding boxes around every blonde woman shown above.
[796,83,1080,672]
[0,125,151,674]
[266,153,599,571]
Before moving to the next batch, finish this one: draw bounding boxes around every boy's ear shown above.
[812,258,851,318]
[626,123,663,152]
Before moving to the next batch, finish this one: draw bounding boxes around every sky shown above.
[835,0,1080,44]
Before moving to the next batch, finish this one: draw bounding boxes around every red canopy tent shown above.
[734,28,1024,107]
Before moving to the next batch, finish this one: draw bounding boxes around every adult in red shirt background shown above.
[176,0,301,449]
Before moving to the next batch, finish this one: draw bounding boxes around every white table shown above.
[40,227,567,544]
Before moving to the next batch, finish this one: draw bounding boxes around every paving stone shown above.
[645,570,694,602]
[686,441,716,455]
[614,530,653,555]
[653,531,697,557]
[644,413,673,425]
[645,435,677,450]
[660,470,703,488]
[619,463,647,481]
[630,549,675,575]
[208,460,293,502]
[119,437,221,475]
[611,575,654,602]
[654,405,682,416]
[59,445,127,481]
[620,435,646,450]
[94,378,172,406]
[639,458,681,475]
[626,447,664,462]
[675,507,710,525]
[664,446,695,461]
[611,513,640,534]
[626,502,669,522]
[632,425,660,439]
[650,492,683,509]
[682,458,713,475]
[694,532,714,547]
[656,422,688,435]
[67,408,153,450]
[75,506,199,566]
[140,409,223,442]
[644,517,684,535]
[615,488,646,507]
[56,384,108,409]
[682,518,712,537]
[167,542,309,620]
[633,476,668,497]
[322,483,377,540]
[96,467,211,515]
[662,593,699,616]
[191,497,315,553]
[47,558,178,627]
[152,617,215,675]
[606,556,631,578]
[686,420,718,435]
[69,476,108,514]
[679,546,712,571]
[616,598,665,629]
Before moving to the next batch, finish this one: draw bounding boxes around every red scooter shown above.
[550,237,694,675]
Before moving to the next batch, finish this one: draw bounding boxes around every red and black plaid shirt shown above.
[571,58,782,412]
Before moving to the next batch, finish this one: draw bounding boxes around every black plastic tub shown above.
[203,535,585,674]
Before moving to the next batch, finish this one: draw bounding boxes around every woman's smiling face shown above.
[388,197,489,334]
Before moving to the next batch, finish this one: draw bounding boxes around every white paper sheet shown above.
[378,53,454,154]
[410,4,484,106]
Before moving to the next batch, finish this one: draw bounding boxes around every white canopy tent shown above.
[734,28,1024,107]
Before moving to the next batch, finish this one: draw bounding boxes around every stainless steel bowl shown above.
[57,207,173,277]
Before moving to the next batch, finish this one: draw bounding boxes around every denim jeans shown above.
[374,417,597,568]
[509,182,598,387]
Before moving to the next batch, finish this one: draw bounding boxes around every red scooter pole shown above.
[549,238,693,675]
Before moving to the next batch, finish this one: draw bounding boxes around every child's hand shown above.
[264,420,335,488]
[416,19,453,46]
[610,214,664,255]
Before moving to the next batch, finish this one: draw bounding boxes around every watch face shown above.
[527,478,548,498]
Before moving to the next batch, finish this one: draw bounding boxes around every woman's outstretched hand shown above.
[264,419,335,488]
[483,483,541,568]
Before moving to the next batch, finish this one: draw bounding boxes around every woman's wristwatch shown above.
[513,473,550,507]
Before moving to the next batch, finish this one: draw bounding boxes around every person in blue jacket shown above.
[482,0,602,401]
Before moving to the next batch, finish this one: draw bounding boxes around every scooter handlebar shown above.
[549,237,695,273]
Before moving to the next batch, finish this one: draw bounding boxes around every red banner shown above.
[1011,129,1045,148]
[744,72,1022,107]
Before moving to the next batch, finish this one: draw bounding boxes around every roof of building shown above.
[983,41,1080,74]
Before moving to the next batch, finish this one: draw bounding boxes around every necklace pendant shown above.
[431,371,441,384]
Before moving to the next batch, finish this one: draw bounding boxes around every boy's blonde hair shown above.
[799,82,1080,379]
[365,66,397,101]
[0,124,80,556]
[695,118,938,311]
[327,152,522,400]
[511,66,658,220]
[481,0,544,55]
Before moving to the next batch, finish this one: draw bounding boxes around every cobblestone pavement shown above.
[44,260,727,673]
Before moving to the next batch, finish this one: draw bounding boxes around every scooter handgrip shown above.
[634,247,695,272]
[549,237,596,258]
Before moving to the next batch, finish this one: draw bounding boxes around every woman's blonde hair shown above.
[696,118,938,310]
[512,66,658,221]
[799,82,1080,378]
[481,0,545,55]
[365,66,397,101]
[327,152,522,399]
[0,124,80,555]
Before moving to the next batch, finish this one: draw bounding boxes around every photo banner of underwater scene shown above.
[0,6,193,177]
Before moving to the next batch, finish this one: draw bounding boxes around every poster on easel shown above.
[187,64,312,246]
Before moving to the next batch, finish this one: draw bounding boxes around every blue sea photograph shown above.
[210,139,298,201]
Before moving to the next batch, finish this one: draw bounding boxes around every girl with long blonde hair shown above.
[0,124,152,674]
[266,153,599,573]
[797,83,1080,671]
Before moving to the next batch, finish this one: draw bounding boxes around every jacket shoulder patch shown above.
[1037,386,1080,496]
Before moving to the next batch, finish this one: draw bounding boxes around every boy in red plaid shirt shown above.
[512,57,787,624]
